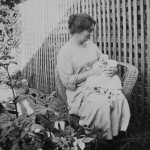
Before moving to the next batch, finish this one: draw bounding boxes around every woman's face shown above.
[79,24,94,43]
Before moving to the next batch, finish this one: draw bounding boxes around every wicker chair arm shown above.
[55,66,67,103]
[117,61,138,100]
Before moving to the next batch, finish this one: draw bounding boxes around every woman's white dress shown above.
[57,41,130,139]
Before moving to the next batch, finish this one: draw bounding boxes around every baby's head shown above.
[99,54,117,68]
[92,54,109,69]
[100,54,109,63]
[98,54,109,68]
[92,54,117,69]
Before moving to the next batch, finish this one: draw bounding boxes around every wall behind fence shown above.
[19,0,150,121]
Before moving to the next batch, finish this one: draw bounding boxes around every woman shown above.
[57,13,130,140]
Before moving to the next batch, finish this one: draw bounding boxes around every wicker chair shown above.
[55,61,138,125]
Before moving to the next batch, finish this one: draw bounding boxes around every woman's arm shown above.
[57,51,77,91]
[57,49,103,91]
[76,68,103,84]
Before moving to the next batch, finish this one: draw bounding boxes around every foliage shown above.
[1,59,150,150]
[0,5,21,57]
[52,123,107,150]
[0,0,28,8]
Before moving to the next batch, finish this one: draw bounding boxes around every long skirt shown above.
[78,91,130,139]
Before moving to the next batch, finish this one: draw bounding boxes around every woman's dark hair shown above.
[68,13,96,35]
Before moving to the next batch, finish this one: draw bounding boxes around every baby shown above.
[85,54,122,95]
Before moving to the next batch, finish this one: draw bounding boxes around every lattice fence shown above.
[18,0,150,121]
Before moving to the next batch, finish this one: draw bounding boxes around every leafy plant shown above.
[0,84,59,150]
[51,122,107,150]
[0,19,59,149]
[0,0,28,8]
[0,5,21,56]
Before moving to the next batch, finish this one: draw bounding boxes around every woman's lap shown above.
[77,91,130,139]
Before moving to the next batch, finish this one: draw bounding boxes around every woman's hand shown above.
[103,67,118,77]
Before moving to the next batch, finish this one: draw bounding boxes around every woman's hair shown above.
[68,13,96,34]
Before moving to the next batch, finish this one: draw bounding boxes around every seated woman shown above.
[57,13,130,140]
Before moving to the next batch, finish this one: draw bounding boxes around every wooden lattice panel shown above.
[19,0,150,120]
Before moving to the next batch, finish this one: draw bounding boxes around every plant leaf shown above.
[20,130,27,139]
[82,137,95,143]
[78,140,85,150]
[29,124,45,133]
[52,137,61,143]
[1,121,12,128]
[35,114,49,127]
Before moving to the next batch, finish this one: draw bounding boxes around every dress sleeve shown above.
[57,49,78,91]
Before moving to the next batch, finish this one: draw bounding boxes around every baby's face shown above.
[92,54,109,69]
[100,54,109,64]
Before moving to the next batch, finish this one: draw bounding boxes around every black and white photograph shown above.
[0,0,150,150]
